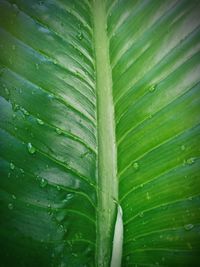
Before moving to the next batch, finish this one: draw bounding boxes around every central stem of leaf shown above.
[93,0,118,266]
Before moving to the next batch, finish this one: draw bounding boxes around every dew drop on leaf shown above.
[186,158,195,165]
[27,142,36,154]
[10,162,15,170]
[181,145,185,151]
[56,185,61,191]
[148,114,152,119]
[12,194,16,200]
[63,193,73,203]
[35,63,39,70]
[8,203,14,210]
[146,192,151,200]
[77,32,83,40]
[58,224,64,232]
[40,178,48,188]
[133,162,139,170]
[20,107,29,116]
[13,103,20,112]
[37,118,44,125]
[149,84,157,92]
[66,193,73,200]
[56,128,62,135]
[184,224,194,231]
[20,168,25,174]
[139,212,144,218]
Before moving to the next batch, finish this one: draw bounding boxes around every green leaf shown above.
[0,0,200,266]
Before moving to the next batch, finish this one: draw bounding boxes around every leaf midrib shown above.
[93,0,118,266]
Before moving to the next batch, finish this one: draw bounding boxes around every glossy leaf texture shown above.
[0,0,200,267]
[107,0,200,266]
[0,0,97,266]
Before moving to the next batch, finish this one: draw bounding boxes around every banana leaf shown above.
[0,0,199,266]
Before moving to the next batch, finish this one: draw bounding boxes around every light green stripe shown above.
[93,0,118,266]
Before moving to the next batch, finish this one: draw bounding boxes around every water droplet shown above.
[20,107,29,116]
[148,114,152,119]
[63,193,73,203]
[58,224,64,232]
[56,128,62,135]
[37,118,44,125]
[67,193,74,200]
[184,224,194,231]
[139,212,144,218]
[186,158,195,165]
[12,194,16,200]
[40,178,48,188]
[10,162,15,170]
[48,209,52,215]
[27,142,36,154]
[48,93,54,100]
[149,84,157,92]
[56,185,61,191]
[35,63,39,70]
[181,145,185,151]
[13,103,20,111]
[20,168,25,174]
[133,162,139,170]
[146,192,151,200]
[77,32,83,40]
[8,203,14,210]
